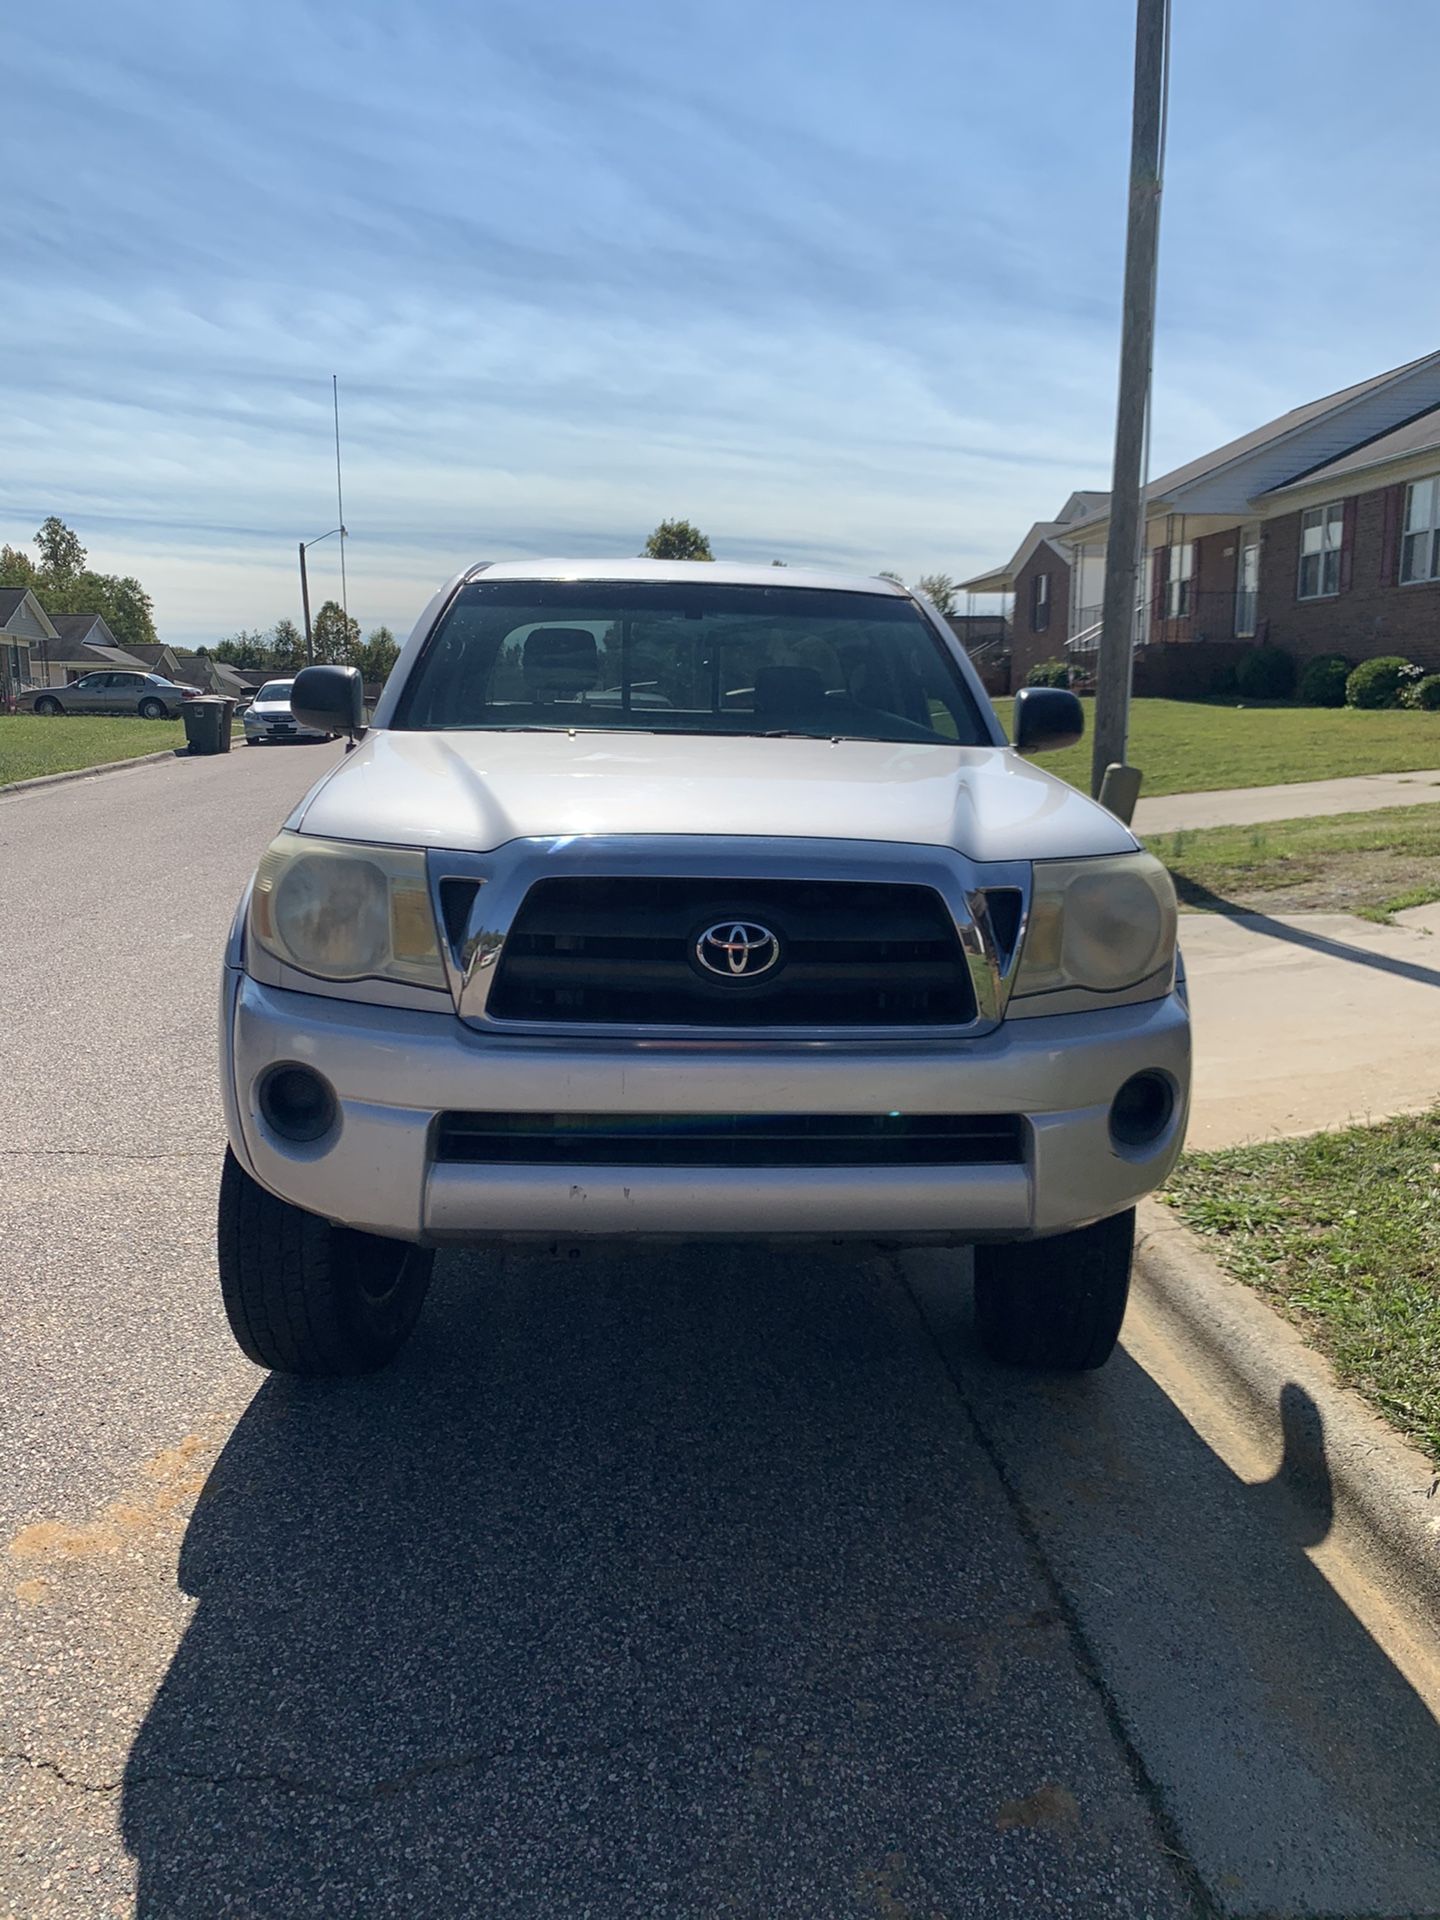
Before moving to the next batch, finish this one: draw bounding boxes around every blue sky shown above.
[4,0,1437,646]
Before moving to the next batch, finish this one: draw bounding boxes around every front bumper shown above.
[222,972,1191,1246]
[243,715,328,741]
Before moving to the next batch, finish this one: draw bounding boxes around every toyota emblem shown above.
[695,921,782,980]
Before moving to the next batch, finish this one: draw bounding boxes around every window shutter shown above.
[1380,484,1402,588]
[1153,546,1169,622]
[1339,497,1357,592]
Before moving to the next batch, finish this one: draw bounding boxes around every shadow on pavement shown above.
[1173,881,1440,990]
[909,1256,1440,1916]
[121,1243,1440,1916]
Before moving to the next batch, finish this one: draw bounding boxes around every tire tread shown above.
[973,1208,1134,1372]
[217,1149,430,1375]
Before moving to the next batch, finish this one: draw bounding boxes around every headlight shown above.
[249,832,445,988]
[1011,852,1176,999]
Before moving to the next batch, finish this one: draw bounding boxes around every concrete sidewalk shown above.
[1183,903,1440,1147]
[1134,765,1440,835]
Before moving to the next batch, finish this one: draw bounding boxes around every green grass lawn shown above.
[1033,698,1440,797]
[0,715,186,787]
[1149,803,1440,921]
[1165,1114,1440,1464]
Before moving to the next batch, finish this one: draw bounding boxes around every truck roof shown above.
[463,558,910,596]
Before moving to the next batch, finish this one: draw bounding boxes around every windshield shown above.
[391,581,988,745]
[256,681,294,702]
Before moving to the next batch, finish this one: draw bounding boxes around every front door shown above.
[106,672,147,711]
[67,672,109,712]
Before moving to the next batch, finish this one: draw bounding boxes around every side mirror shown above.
[292,664,366,741]
[1013,685,1084,755]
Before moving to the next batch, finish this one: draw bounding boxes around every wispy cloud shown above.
[2,0,1435,643]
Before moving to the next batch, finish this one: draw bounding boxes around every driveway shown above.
[3,746,1440,1918]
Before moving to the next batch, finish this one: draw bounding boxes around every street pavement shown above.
[4,743,1440,1918]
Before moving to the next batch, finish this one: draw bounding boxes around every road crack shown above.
[6,1735,637,1805]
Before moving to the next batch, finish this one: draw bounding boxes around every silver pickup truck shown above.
[218,561,1188,1378]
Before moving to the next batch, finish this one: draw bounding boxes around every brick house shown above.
[955,493,1107,687]
[961,351,1440,689]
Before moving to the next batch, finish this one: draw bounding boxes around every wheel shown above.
[138,697,166,719]
[973,1208,1134,1371]
[34,695,61,716]
[245,736,262,746]
[217,1147,433,1375]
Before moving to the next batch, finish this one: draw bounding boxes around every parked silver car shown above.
[242,679,332,745]
[219,560,1189,1379]
[21,670,194,718]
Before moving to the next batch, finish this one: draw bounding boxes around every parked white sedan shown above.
[242,679,333,745]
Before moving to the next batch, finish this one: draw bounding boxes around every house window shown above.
[1298,502,1344,598]
[1400,476,1440,583]
[1031,572,1051,632]
[1165,543,1194,619]
[1235,524,1260,637]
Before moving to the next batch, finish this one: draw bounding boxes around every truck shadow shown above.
[120,1243,1440,1917]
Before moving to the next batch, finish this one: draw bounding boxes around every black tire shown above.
[217,1147,433,1375]
[245,736,262,746]
[138,697,166,719]
[973,1208,1134,1371]
[34,695,61,716]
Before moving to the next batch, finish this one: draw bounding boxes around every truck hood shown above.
[292,730,1136,863]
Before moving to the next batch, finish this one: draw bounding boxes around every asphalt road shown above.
[4,742,1440,1919]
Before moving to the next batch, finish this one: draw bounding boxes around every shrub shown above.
[1407,674,1440,711]
[1297,654,1353,708]
[1235,645,1295,701]
[1025,659,1071,689]
[1346,655,1416,709]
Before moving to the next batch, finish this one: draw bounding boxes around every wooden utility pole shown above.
[1091,0,1169,808]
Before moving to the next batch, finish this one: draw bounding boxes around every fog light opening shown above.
[1110,1072,1174,1150]
[258,1063,338,1144]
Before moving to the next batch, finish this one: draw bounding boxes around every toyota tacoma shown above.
[218,561,1188,1376]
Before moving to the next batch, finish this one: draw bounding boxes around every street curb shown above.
[0,747,182,797]
[1133,1196,1440,1616]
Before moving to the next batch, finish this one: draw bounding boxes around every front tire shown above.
[34,695,61,716]
[217,1148,432,1374]
[973,1209,1134,1371]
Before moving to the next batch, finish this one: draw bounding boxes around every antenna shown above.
[333,374,348,626]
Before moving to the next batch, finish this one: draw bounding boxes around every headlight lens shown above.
[250,832,445,988]
[1012,852,1176,999]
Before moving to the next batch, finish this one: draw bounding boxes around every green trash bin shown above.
[181,697,230,755]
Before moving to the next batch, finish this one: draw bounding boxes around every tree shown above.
[271,618,306,671]
[0,544,38,588]
[213,630,273,670]
[2,518,158,647]
[98,574,158,651]
[41,568,159,649]
[643,519,714,562]
[311,599,361,664]
[35,515,87,581]
[771,558,787,567]
[915,573,959,617]
[355,625,400,683]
